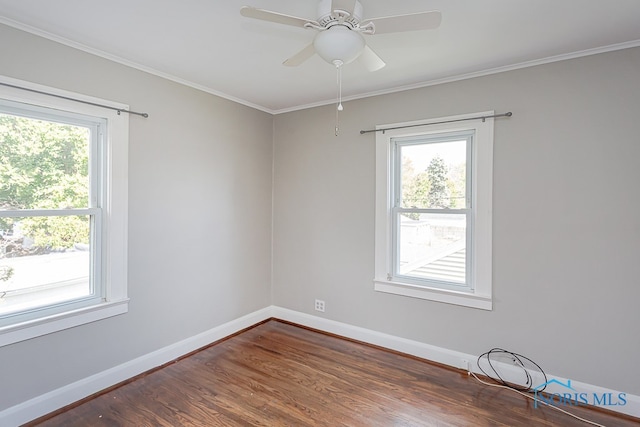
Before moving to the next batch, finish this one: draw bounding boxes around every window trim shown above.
[374,111,493,310]
[0,76,129,346]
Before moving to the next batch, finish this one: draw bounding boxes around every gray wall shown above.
[0,24,273,410]
[273,47,640,395]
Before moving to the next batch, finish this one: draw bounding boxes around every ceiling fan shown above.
[240,0,442,71]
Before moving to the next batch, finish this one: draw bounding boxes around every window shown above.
[0,77,128,346]
[374,112,493,310]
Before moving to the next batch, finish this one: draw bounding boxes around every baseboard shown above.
[271,306,473,369]
[0,307,273,427]
[3,306,638,425]
[271,307,640,420]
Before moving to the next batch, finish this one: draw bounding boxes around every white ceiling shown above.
[1,0,640,114]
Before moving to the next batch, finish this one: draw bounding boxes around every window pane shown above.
[397,212,466,284]
[0,113,90,210]
[0,215,92,317]
[400,140,466,209]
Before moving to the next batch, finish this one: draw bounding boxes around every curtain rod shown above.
[360,112,512,134]
[0,82,149,118]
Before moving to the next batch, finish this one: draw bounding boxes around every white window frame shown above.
[0,76,129,346]
[374,112,493,310]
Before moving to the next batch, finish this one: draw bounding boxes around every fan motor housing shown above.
[317,0,364,29]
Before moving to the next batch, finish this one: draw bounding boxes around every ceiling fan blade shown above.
[240,6,316,28]
[331,0,357,16]
[358,45,386,72]
[362,10,442,34]
[283,44,317,67]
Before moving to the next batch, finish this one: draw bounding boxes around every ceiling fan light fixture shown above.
[313,26,365,65]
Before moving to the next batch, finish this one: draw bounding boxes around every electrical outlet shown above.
[314,299,325,312]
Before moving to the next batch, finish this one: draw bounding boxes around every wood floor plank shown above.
[28,320,639,427]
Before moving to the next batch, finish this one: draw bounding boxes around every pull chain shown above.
[334,60,344,136]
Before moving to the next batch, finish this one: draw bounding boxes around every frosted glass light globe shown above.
[313,26,365,65]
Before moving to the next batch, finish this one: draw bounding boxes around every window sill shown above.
[374,279,492,310]
[0,299,129,347]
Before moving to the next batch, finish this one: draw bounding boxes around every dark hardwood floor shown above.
[28,320,638,426]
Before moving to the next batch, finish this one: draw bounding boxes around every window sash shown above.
[390,132,473,291]
[0,99,103,210]
[391,209,472,291]
[392,131,473,210]
[0,209,103,325]
[0,101,105,327]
